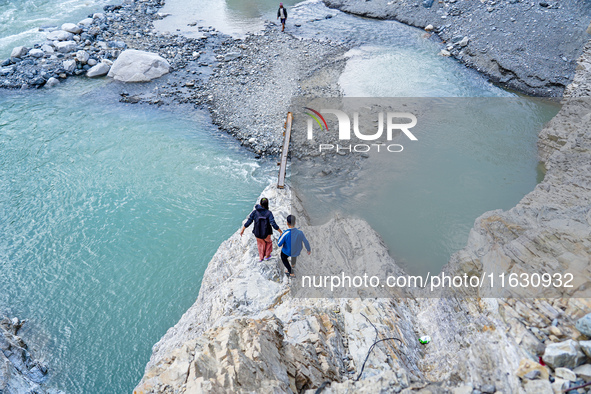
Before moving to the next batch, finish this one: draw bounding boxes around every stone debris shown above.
[515,358,549,380]
[0,0,196,89]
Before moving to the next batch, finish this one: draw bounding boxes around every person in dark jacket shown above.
[240,197,282,262]
[277,214,310,277]
[277,3,287,32]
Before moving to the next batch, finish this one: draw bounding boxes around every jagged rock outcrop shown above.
[134,184,580,393]
[0,317,56,394]
[136,40,591,394]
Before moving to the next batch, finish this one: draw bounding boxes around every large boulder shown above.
[107,49,170,82]
[542,340,586,369]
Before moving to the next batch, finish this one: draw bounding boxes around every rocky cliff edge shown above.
[134,43,591,394]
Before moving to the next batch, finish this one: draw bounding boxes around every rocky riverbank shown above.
[323,0,591,97]
[0,316,59,393]
[134,39,591,394]
[0,0,347,156]
[3,0,591,392]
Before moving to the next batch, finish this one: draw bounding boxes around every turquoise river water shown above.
[1,0,558,392]
[0,78,273,392]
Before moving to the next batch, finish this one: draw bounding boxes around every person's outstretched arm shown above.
[268,212,282,234]
[302,233,311,254]
[240,210,255,236]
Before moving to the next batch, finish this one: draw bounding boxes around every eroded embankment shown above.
[323,0,591,97]
[135,39,591,394]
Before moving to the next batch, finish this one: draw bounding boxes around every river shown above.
[0,0,558,392]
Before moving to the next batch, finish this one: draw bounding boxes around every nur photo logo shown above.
[304,107,418,154]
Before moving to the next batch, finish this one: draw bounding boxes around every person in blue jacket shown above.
[277,215,310,277]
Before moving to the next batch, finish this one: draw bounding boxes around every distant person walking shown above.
[240,197,282,262]
[277,215,310,277]
[277,3,288,32]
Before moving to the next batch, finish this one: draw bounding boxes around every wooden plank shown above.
[277,112,293,189]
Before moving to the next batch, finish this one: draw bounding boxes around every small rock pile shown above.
[514,313,591,393]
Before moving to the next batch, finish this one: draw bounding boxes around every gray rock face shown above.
[107,49,170,82]
[133,185,535,393]
[542,340,586,369]
[10,46,28,58]
[447,47,591,302]
[86,62,110,78]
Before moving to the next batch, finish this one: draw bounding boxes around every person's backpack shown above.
[253,213,270,239]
